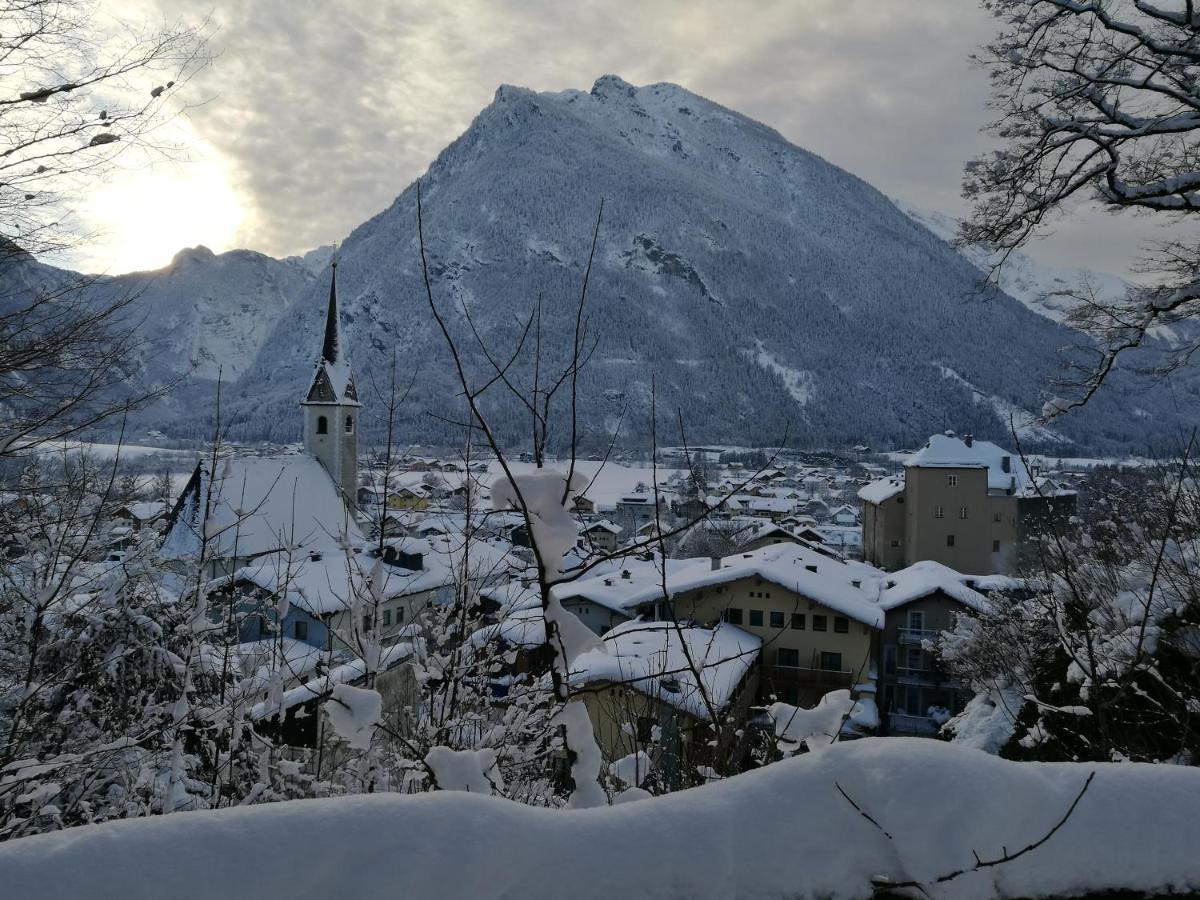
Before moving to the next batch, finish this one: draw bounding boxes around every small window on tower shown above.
[317,416,328,435]
[345,416,354,434]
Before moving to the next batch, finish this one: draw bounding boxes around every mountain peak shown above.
[170,245,215,267]
[590,74,637,99]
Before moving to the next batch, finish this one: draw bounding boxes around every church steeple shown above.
[322,261,341,364]
[301,260,360,506]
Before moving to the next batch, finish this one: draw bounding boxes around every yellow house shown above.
[625,544,884,706]
[571,620,762,786]
[386,485,429,511]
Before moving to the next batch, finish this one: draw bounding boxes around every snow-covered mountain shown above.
[891,201,1132,326]
[7,76,1197,452]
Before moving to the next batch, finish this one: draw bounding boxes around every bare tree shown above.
[963,1,1200,414]
[0,0,211,455]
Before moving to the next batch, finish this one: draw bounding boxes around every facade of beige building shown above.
[860,433,1074,575]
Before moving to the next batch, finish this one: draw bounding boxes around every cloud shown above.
[104,0,1165,278]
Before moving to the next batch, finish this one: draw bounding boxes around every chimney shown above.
[964,433,974,447]
[621,569,631,580]
[710,557,721,571]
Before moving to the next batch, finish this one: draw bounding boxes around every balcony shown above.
[771,665,854,689]
[893,666,963,688]
[888,712,940,736]
[898,628,935,646]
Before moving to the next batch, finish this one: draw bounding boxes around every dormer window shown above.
[345,415,354,434]
[317,416,328,435]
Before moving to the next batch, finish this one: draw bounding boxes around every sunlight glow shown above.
[76,135,244,275]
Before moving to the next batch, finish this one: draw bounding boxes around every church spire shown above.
[321,260,340,364]
[301,258,360,507]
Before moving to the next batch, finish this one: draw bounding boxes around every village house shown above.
[593,544,885,707]
[580,519,623,554]
[872,560,993,735]
[571,620,762,787]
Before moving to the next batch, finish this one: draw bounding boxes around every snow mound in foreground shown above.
[1,739,1197,899]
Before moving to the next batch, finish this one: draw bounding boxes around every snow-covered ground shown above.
[1,739,1196,900]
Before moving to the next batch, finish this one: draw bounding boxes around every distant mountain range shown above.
[4,75,1196,454]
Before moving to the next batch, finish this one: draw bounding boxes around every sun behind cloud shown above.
[76,133,245,275]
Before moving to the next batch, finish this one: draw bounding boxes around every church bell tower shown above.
[301,261,360,504]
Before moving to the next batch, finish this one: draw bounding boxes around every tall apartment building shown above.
[859,432,1074,575]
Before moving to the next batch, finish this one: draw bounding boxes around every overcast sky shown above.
[88,0,1161,278]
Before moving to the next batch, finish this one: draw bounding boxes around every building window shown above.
[890,539,900,547]
[908,610,925,631]
[958,506,968,519]
[907,647,924,671]
[777,648,799,668]
[345,415,354,434]
[819,651,843,672]
[383,609,391,627]
[813,615,827,632]
[636,717,654,743]
[883,645,896,675]
[947,475,957,487]
[993,511,1002,523]
[946,534,956,547]
[317,416,328,435]
[992,539,1001,552]
[934,505,944,519]
[769,611,785,628]
[294,620,308,641]
[791,613,805,630]
[725,607,743,625]
[833,616,849,633]
[362,614,373,632]
[749,609,763,627]
[395,608,405,623]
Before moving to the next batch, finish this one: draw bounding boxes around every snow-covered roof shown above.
[249,640,414,721]
[583,519,623,535]
[211,533,520,617]
[905,433,1032,494]
[161,452,364,562]
[570,620,761,720]
[553,555,700,615]
[558,544,885,628]
[857,477,904,505]
[877,560,990,613]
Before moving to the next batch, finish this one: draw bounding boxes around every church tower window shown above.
[317,416,328,435]
[345,415,354,434]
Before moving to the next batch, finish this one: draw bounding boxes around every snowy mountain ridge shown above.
[6,75,1198,451]
[892,200,1132,325]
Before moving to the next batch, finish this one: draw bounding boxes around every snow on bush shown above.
[770,689,875,753]
[424,747,504,794]
[323,683,382,750]
[1,740,1197,900]
[491,468,603,665]
[553,701,608,809]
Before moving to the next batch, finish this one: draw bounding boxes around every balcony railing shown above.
[898,628,935,646]
[888,712,940,735]
[770,665,854,688]
[893,666,963,688]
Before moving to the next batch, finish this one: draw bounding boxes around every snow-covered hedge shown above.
[1,739,1197,899]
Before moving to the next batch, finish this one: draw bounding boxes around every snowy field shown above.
[1,740,1196,900]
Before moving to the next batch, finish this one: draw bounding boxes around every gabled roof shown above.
[556,543,885,628]
[877,560,990,613]
[905,433,1030,494]
[160,453,364,562]
[571,620,761,720]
